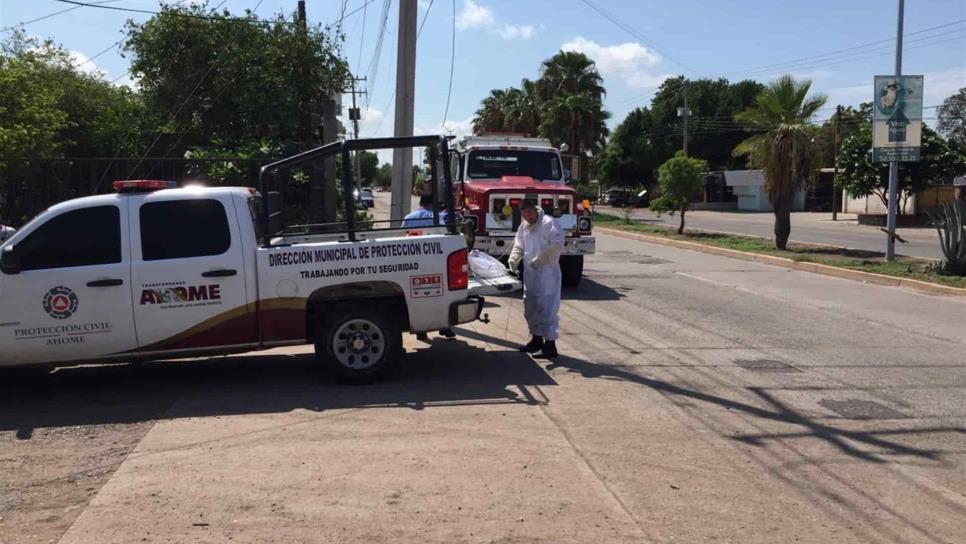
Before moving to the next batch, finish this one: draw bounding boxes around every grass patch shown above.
[594,212,966,290]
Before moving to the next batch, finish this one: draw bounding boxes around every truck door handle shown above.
[202,269,237,278]
[87,278,124,287]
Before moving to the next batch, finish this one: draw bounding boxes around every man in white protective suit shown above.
[507,200,565,359]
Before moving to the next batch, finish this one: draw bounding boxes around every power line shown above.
[577,0,698,76]
[51,0,296,27]
[718,19,964,79]
[365,0,393,108]
[725,29,965,80]
[73,39,122,69]
[356,0,369,71]
[441,0,455,127]
[418,0,435,36]
[1,0,120,33]
[613,20,964,111]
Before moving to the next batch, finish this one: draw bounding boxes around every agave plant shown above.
[929,200,966,275]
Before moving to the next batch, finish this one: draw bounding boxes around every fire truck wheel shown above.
[560,255,584,288]
[314,304,402,382]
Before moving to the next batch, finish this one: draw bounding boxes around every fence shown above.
[0,157,286,226]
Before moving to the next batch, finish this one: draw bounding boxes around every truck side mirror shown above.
[1,245,21,275]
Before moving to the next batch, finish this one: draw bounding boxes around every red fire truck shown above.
[451,135,595,287]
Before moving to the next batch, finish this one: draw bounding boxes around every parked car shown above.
[359,188,375,208]
[604,188,649,208]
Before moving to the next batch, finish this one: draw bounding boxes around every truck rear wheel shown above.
[560,255,584,288]
[314,304,402,382]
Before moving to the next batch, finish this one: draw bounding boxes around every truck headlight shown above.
[577,216,592,233]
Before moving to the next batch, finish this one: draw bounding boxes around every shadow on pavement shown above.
[562,278,625,301]
[541,352,966,465]
[0,339,554,438]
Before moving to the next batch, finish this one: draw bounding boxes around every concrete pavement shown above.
[3,232,965,543]
[597,206,943,260]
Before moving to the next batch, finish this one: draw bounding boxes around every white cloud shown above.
[561,36,669,89]
[498,24,534,41]
[343,104,387,138]
[456,0,494,30]
[112,74,141,91]
[67,50,109,78]
[441,116,474,138]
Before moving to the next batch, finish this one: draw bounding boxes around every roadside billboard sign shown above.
[872,75,924,162]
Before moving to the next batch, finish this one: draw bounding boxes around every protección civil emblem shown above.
[43,286,79,320]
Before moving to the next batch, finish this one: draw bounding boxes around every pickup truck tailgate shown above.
[468,274,522,296]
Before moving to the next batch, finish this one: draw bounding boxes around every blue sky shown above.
[2,0,964,148]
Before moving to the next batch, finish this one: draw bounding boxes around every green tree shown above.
[814,103,872,168]
[184,138,281,185]
[733,75,827,250]
[837,124,965,214]
[537,51,610,181]
[123,3,349,157]
[650,152,708,234]
[358,150,379,186]
[1,32,151,221]
[594,107,663,188]
[649,77,764,170]
[0,34,69,160]
[373,163,392,187]
[937,88,966,146]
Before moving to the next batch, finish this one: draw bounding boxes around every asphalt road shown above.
[3,233,965,543]
[597,206,944,260]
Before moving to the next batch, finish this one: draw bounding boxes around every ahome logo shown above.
[140,284,221,305]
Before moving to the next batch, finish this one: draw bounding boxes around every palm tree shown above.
[733,75,827,250]
[472,89,509,134]
[537,51,609,180]
[505,79,541,136]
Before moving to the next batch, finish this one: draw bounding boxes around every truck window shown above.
[140,199,231,261]
[18,206,121,271]
[467,150,562,181]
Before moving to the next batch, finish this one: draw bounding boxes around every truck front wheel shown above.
[560,255,584,288]
[314,304,402,382]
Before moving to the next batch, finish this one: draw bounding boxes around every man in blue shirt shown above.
[403,192,455,341]
[402,193,446,228]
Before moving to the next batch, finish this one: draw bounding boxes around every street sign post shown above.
[873,75,924,162]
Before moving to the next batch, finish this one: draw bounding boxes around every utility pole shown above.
[832,105,841,221]
[885,0,904,261]
[347,77,367,140]
[678,79,691,156]
[296,1,321,221]
[347,77,367,184]
[390,0,417,223]
[296,1,337,224]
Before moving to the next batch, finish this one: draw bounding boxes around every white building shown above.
[722,170,805,212]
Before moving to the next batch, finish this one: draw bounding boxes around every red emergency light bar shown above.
[113,180,178,193]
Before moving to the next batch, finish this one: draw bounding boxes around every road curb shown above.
[597,227,966,297]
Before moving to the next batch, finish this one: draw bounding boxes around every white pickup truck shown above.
[0,136,519,381]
